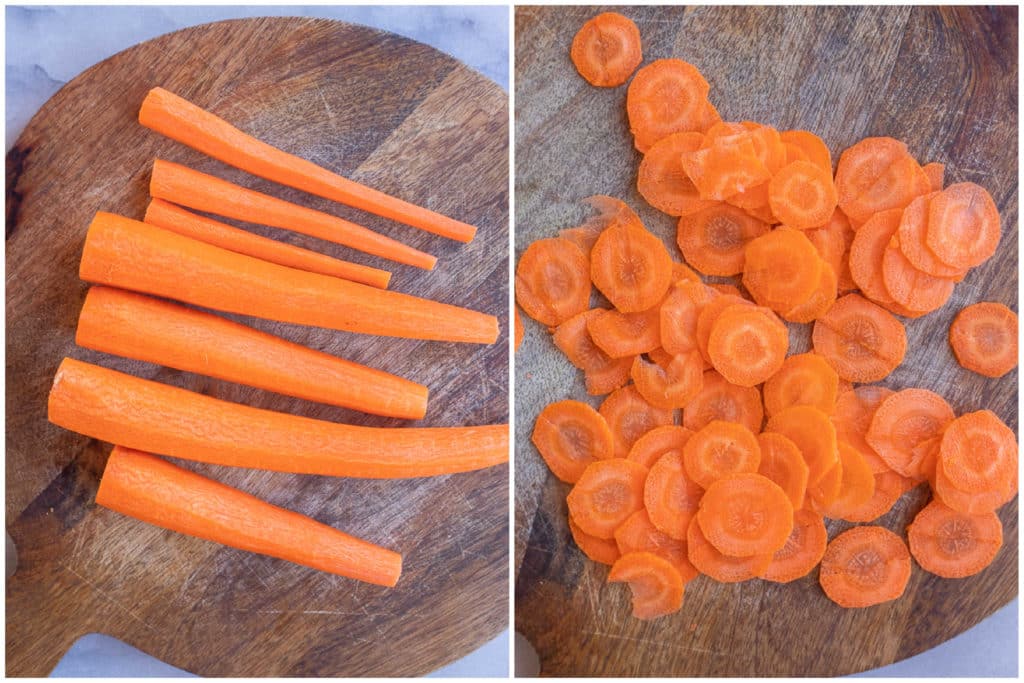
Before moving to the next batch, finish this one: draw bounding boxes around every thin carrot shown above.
[588,306,662,358]
[682,369,764,433]
[816,441,876,519]
[516,237,592,327]
[660,280,715,356]
[150,159,436,270]
[139,87,477,242]
[832,386,895,474]
[907,499,1003,579]
[97,446,402,586]
[552,309,632,395]
[926,182,1001,270]
[48,359,508,479]
[143,198,391,288]
[937,410,1018,495]
[949,302,1019,378]
[567,458,648,538]
[766,405,838,486]
[599,385,675,458]
[627,425,694,469]
[894,192,966,279]
[644,449,703,540]
[818,526,912,608]
[607,551,686,620]
[626,59,712,152]
[881,234,956,314]
[676,203,769,276]
[834,137,930,226]
[630,351,704,410]
[706,304,789,387]
[866,388,954,480]
[79,213,498,344]
[812,293,906,383]
[695,293,753,364]
[779,130,832,174]
[532,400,615,483]
[741,227,823,313]
[683,420,762,489]
[767,160,838,230]
[756,432,810,511]
[762,509,828,583]
[570,12,643,88]
[569,515,621,565]
[686,515,771,583]
[763,352,839,417]
[614,509,699,582]
[590,207,674,312]
[696,473,793,557]
[637,132,717,216]
[841,471,919,523]
[76,287,429,420]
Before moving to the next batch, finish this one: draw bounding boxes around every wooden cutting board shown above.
[6,17,508,677]
[514,5,1017,676]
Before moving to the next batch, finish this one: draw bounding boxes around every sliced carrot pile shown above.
[599,385,676,457]
[567,458,649,538]
[607,551,686,620]
[766,405,838,486]
[697,473,793,556]
[676,203,769,276]
[895,193,966,279]
[949,302,1018,378]
[626,58,714,152]
[532,400,615,483]
[756,432,809,511]
[588,305,662,358]
[881,234,956,314]
[741,228,825,318]
[630,351,704,410]
[694,293,753,363]
[935,410,1018,508]
[805,208,855,292]
[706,304,789,386]
[570,12,643,88]
[682,369,764,433]
[683,420,761,489]
[515,237,591,327]
[925,182,1001,270]
[815,441,876,518]
[644,450,703,539]
[847,208,907,311]
[840,471,919,524]
[637,132,717,216]
[866,388,954,480]
[627,425,693,468]
[812,293,906,382]
[762,509,828,583]
[614,509,698,582]
[907,499,1003,579]
[762,352,839,417]
[819,526,912,608]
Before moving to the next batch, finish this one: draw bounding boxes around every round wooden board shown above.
[6,17,508,677]
[514,5,1017,677]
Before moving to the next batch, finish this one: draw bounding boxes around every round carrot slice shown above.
[742,122,788,175]
[763,352,840,417]
[660,280,716,356]
[568,515,621,565]
[567,458,649,538]
[627,425,693,469]
[682,369,764,433]
[841,470,918,523]
[532,400,615,484]
[695,293,753,363]
[819,526,911,608]
[847,208,903,306]
[631,351,704,410]
[515,237,591,326]
[644,450,704,540]
[742,227,823,312]
[682,135,772,201]
[588,305,662,358]
[676,203,770,276]
[707,304,789,387]
[686,515,772,583]
[817,441,876,519]
[766,405,838,486]
[933,451,1017,515]
[570,12,643,88]
[599,385,676,458]
[805,208,855,291]
[779,130,832,174]
[896,192,967,279]
[832,386,895,474]
[949,302,1018,378]
[938,410,1018,495]
[881,235,956,314]
[697,473,793,557]
[553,308,618,372]
[926,182,1001,269]
[768,160,838,230]
[637,132,718,216]
[626,59,712,153]
[781,261,838,324]
[607,551,685,620]
[683,420,762,489]
[762,509,828,583]
[591,217,674,313]
[614,509,699,582]
[757,432,810,511]
[907,499,1003,579]
[834,137,927,226]
[812,293,907,383]
[807,457,843,510]
[866,388,954,479]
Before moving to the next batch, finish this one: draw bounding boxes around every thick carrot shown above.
[76,287,428,420]
[144,198,391,288]
[79,213,498,344]
[48,359,508,479]
[97,446,402,586]
[150,159,436,270]
[139,87,477,242]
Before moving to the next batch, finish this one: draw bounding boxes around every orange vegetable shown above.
[706,304,789,387]
[762,352,839,417]
[515,237,592,327]
[762,509,828,583]
[767,160,838,230]
[779,130,832,173]
[937,410,1017,495]
[847,208,905,308]
[866,388,954,479]
[637,132,717,216]
[766,405,838,486]
[695,293,754,363]
[812,293,906,382]
[660,280,716,356]
[832,386,895,474]
[599,385,676,457]
[591,206,674,313]
[742,227,823,312]
[816,441,876,519]
[607,551,685,620]
[515,307,525,352]
[626,59,712,152]
[841,471,918,523]
[532,400,615,483]
[894,193,966,279]
[922,162,945,191]
[570,12,643,87]
[682,369,764,433]
[676,203,770,276]
[566,459,649,538]
[588,306,662,358]
[630,351,704,410]
[819,526,911,608]
[614,509,698,582]
[683,420,762,489]
[756,432,810,511]
[697,473,793,556]
[907,499,1003,578]
[627,425,694,469]
[834,137,930,226]
[781,262,838,324]
[949,302,1018,377]
[926,182,1001,269]
[881,234,956,313]
[552,309,632,395]
[682,133,771,201]
[686,515,771,583]
[643,449,703,540]
[804,208,855,292]
[569,515,621,565]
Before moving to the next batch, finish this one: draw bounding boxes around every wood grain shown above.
[514,5,1017,676]
[6,17,508,677]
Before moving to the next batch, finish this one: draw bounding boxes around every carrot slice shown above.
[599,385,676,457]
[926,182,1001,269]
[817,442,876,519]
[922,162,945,191]
[812,293,907,382]
[847,208,903,306]
[781,262,838,324]
[591,212,674,313]
[832,386,895,474]
[644,450,704,540]
[660,280,716,356]
[756,432,810,511]
[949,302,1019,378]
[763,352,840,417]
[766,405,838,486]
[532,400,615,483]
[585,361,635,396]
[806,457,843,510]
[762,509,828,583]
[628,425,694,469]
[819,526,911,608]
[671,261,702,284]
[907,499,1003,578]
[686,515,771,583]
[568,515,621,565]
[144,198,391,289]
[614,509,699,582]
[695,293,754,363]
[637,132,718,216]
[627,59,712,152]
[933,451,1017,515]
[866,388,954,479]
[895,193,966,279]
[834,137,929,226]
[708,282,744,297]
[707,304,789,387]
[553,309,634,395]
[682,135,772,201]
[697,473,793,556]
[514,307,525,352]
[741,122,788,175]
[805,208,855,292]
[567,459,649,539]
[742,227,823,312]
[516,237,592,327]
[682,369,764,433]
[676,203,770,276]
[607,551,685,620]
[938,410,1018,495]
[631,352,704,410]
[646,346,676,368]
[841,470,918,523]
[683,420,762,489]
[881,235,956,314]
[97,446,402,586]
[570,12,643,87]
[589,306,662,358]
[768,160,838,230]
[779,130,832,174]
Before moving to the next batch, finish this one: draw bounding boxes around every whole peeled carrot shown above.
[144,198,391,289]
[79,213,499,345]
[150,159,437,271]
[76,286,430,420]
[49,358,509,478]
[139,87,477,243]
[97,446,403,586]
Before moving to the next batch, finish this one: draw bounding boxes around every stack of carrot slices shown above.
[517,12,1016,619]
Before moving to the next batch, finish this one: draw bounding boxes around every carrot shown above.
[949,302,1019,378]
[570,12,643,88]
[925,182,1001,269]
[552,309,632,395]
[627,59,713,152]
[683,420,762,489]
[532,400,615,484]
[569,515,622,565]
[763,352,839,417]
[866,388,954,480]
[682,369,764,434]
[514,306,525,352]
[614,509,698,582]
[607,551,686,620]
[660,280,716,356]
[697,473,793,556]
[933,449,1017,516]
[628,425,694,469]
[76,286,428,420]
[756,432,810,511]
[740,122,788,175]
[48,359,508,479]
[881,234,956,314]
[683,133,771,202]
[781,262,838,324]
[695,293,753,364]
[741,227,823,313]
[816,441,876,518]
[779,130,832,174]
[706,304,789,387]
[841,471,919,523]
[765,405,838,486]
[894,193,966,279]
[150,159,436,270]
[707,282,744,297]
[805,208,855,292]
[907,499,1003,579]
[922,162,945,191]
[144,198,391,288]
[812,293,906,382]
[599,385,676,457]
[762,509,828,583]
[767,160,838,230]
[847,208,905,307]
[637,132,717,216]
[566,458,649,538]
[80,213,498,344]
[834,137,930,226]
[676,203,770,276]
[515,236,592,326]
[832,386,895,474]
[591,209,674,313]
[806,456,843,510]
[671,260,702,284]
[644,449,703,539]
[937,410,1018,495]
[819,526,912,608]
[686,515,771,583]
[97,446,402,586]
[139,87,477,242]
[588,306,662,358]
[631,351,704,410]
